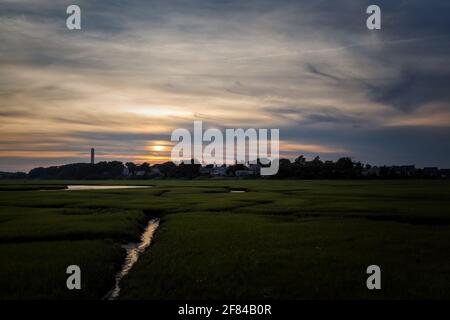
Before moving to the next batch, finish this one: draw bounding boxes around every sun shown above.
[151,145,166,152]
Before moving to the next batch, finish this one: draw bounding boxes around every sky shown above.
[1,0,450,172]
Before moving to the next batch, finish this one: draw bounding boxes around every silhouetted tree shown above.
[126,162,137,175]
[335,157,353,178]
[275,158,293,178]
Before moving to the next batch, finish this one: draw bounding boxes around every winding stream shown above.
[104,218,160,300]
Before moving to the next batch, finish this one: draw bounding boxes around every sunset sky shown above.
[1,0,450,172]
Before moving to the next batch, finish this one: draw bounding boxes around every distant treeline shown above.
[1,156,449,180]
[0,171,28,179]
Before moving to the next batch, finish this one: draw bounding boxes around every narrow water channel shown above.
[104,218,160,300]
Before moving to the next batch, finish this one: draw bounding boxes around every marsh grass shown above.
[0,240,123,299]
[0,180,450,299]
[120,213,450,299]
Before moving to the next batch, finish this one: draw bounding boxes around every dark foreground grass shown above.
[0,207,147,243]
[0,188,156,299]
[120,213,450,299]
[0,180,450,299]
[0,240,123,299]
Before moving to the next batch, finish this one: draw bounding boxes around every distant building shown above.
[149,168,162,178]
[440,169,450,179]
[368,166,380,176]
[211,166,227,177]
[389,165,415,177]
[400,165,416,176]
[135,170,146,177]
[90,148,95,164]
[423,167,439,177]
[199,164,214,175]
[248,164,261,175]
[390,166,401,175]
[235,170,254,177]
[122,167,130,177]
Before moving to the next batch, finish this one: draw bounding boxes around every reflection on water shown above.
[66,185,151,191]
[105,219,160,300]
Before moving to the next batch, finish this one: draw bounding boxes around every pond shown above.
[229,188,248,193]
[65,185,152,191]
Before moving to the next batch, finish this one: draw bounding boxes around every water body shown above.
[66,185,152,191]
[105,219,160,300]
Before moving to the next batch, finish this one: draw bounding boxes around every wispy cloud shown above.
[1,0,449,171]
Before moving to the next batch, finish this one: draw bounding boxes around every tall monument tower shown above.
[90,148,95,164]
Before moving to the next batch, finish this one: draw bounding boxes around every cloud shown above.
[0,0,449,171]
[367,70,450,112]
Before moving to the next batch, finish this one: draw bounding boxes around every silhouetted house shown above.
[400,165,416,176]
[389,165,415,177]
[148,167,162,178]
[370,166,380,176]
[248,164,261,175]
[199,164,214,176]
[135,170,146,177]
[423,167,439,178]
[235,170,254,177]
[361,166,376,177]
[122,167,130,177]
[391,166,401,175]
[211,166,227,177]
[440,169,450,178]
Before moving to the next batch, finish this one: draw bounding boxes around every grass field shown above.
[0,180,449,299]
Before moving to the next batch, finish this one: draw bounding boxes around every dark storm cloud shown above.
[347,1,450,113]
[367,70,450,112]
[264,106,365,127]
